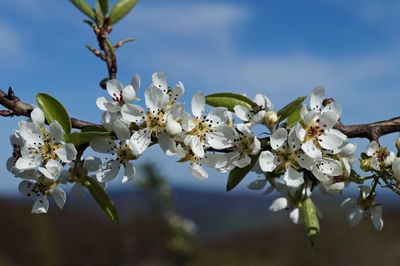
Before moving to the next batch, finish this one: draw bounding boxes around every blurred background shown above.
[1,0,400,265]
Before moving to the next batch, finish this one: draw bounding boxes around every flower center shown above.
[116,143,135,162]
[112,92,124,105]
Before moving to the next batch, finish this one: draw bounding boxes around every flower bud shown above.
[360,158,372,172]
[263,111,278,128]
[166,116,182,136]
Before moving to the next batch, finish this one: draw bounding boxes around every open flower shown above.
[59,157,103,198]
[234,94,273,127]
[90,136,137,183]
[14,108,77,171]
[342,185,383,231]
[122,80,184,156]
[363,141,395,171]
[182,92,232,158]
[96,75,140,113]
[297,86,347,156]
[18,159,66,214]
[222,125,261,171]
[259,127,305,187]
[175,144,227,179]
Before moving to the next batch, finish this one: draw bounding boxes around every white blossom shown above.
[234,94,273,127]
[96,75,140,113]
[90,136,137,183]
[18,159,66,214]
[14,108,77,172]
[183,92,232,158]
[342,185,383,231]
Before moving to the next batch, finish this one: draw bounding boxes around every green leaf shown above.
[95,0,105,25]
[83,176,119,224]
[205,93,253,112]
[98,0,109,15]
[277,96,306,123]
[69,0,96,20]
[109,0,139,25]
[65,131,111,146]
[36,93,72,135]
[226,153,260,191]
[81,125,109,133]
[286,105,302,128]
[300,197,320,246]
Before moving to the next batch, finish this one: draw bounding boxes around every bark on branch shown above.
[0,88,97,129]
[323,98,400,141]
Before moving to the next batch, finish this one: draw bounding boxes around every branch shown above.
[335,117,400,141]
[89,21,117,89]
[0,88,97,129]
[324,98,400,141]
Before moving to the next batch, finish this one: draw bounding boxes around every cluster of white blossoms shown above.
[8,71,398,235]
[8,108,77,213]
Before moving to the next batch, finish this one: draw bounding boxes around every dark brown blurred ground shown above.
[0,189,399,266]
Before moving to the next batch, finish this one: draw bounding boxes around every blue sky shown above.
[0,0,400,195]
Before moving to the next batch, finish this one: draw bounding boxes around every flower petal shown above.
[129,129,151,156]
[284,166,304,187]
[121,103,145,123]
[51,187,66,209]
[270,127,287,151]
[90,137,117,154]
[347,206,363,226]
[106,79,123,97]
[259,151,278,172]
[151,72,168,93]
[302,140,322,159]
[191,92,205,118]
[97,160,120,182]
[31,107,45,126]
[370,205,383,231]
[55,143,77,163]
[122,161,135,183]
[190,163,208,179]
[32,196,49,214]
[122,85,136,103]
[158,132,177,155]
[310,86,325,110]
[269,197,288,212]
[234,105,251,122]
[145,85,169,112]
[49,121,64,142]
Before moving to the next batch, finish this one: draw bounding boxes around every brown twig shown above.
[0,88,97,129]
[88,19,117,89]
[323,98,400,141]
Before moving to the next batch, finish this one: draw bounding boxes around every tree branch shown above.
[323,98,400,141]
[0,88,97,129]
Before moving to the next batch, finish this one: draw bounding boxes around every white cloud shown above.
[116,1,400,124]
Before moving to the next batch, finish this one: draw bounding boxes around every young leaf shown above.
[300,197,320,246]
[95,0,105,25]
[226,153,260,191]
[36,93,72,135]
[286,105,302,128]
[109,0,139,25]
[205,93,253,112]
[69,0,96,21]
[98,0,109,15]
[65,131,111,146]
[83,176,119,224]
[277,96,306,123]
